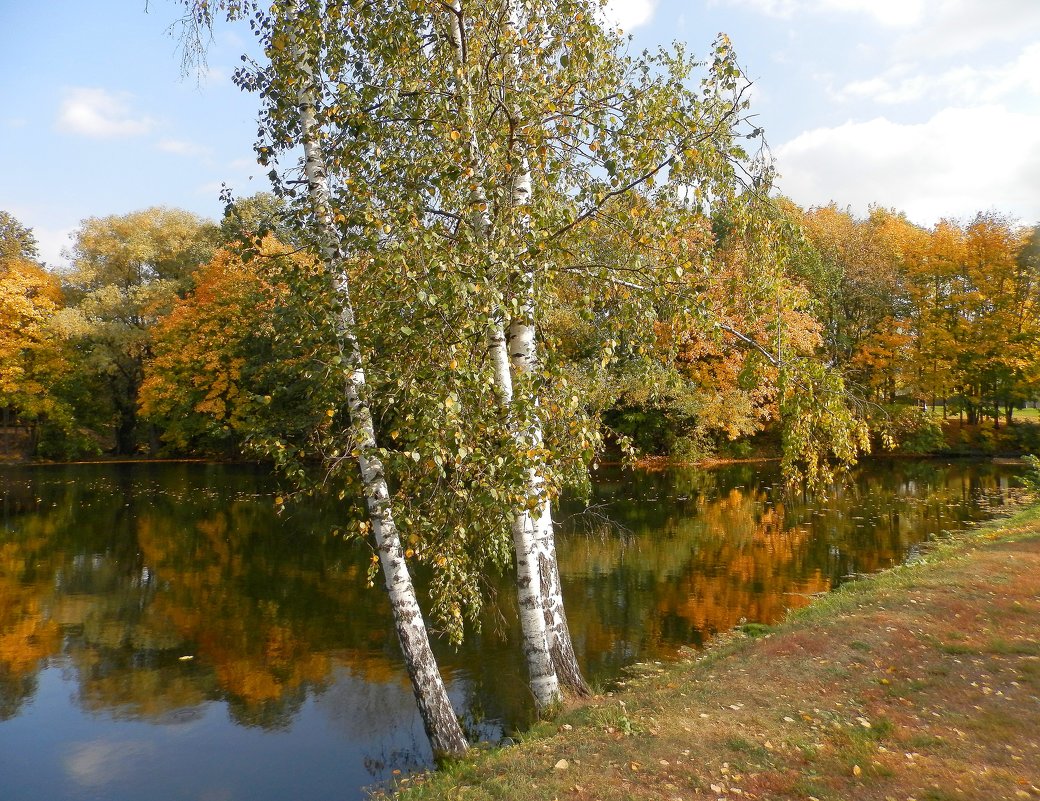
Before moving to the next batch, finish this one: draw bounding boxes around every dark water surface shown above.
[0,459,1021,800]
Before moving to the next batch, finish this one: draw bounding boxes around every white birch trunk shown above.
[444,1,561,714]
[290,21,468,758]
[505,297,589,696]
[537,499,589,694]
[501,3,590,698]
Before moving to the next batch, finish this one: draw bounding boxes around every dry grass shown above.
[383,503,1040,801]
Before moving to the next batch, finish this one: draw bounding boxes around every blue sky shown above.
[2,0,1039,268]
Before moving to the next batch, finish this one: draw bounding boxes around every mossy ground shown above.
[382,503,1040,801]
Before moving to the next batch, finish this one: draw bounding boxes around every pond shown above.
[0,459,1021,800]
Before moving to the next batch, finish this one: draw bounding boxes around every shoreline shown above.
[386,500,1040,800]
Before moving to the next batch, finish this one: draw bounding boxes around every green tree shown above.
[0,210,40,262]
[179,0,475,755]
[218,192,296,247]
[58,207,218,453]
[261,0,774,709]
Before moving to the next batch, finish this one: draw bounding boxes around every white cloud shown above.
[838,44,1040,105]
[775,106,1040,226]
[156,138,210,157]
[202,65,229,84]
[711,0,797,17]
[219,30,246,51]
[717,0,1040,39]
[602,0,658,31]
[817,0,924,27]
[33,224,76,269]
[895,0,1040,59]
[715,0,923,26]
[57,88,154,138]
[197,180,229,197]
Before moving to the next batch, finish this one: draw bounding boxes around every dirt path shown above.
[391,504,1040,801]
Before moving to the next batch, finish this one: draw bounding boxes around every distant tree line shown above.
[2,200,1038,465]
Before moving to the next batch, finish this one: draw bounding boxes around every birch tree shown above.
[175,0,781,721]
[335,1,772,699]
[439,0,562,710]
[177,0,469,757]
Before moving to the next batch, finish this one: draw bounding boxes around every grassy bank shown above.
[386,502,1040,801]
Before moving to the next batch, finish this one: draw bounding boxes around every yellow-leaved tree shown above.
[0,212,82,456]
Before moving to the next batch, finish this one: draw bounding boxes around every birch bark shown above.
[289,17,468,758]
[442,1,562,714]
[500,2,591,698]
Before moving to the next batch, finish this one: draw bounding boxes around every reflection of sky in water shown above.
[1,665,440,801]
[65,739,156,787]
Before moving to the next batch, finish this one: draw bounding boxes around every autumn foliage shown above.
[2,200,1039,466]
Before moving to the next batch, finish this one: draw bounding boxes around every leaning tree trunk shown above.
[443,0,562,714]
[506,297,590,697]
[290,17,468,758]
[500,0,590,698]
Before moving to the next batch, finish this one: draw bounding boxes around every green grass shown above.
[926,406,1040,422]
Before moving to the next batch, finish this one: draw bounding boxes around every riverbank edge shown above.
[385,499,1040,801]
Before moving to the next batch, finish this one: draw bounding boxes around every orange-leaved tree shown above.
[140,237,331,456]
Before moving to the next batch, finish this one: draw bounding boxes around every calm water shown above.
[0,459,1021,800]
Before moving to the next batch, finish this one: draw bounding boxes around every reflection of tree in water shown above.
[0,472,43,529]
[0,465,355,728]
[0,460,1024,741]
[316,665,430,777]
[226,683,308,730]
[0,670,37,721]
[551,459,1020,682]
[0,516,63,718]
[553,484,831,679]
[57,549,213,721]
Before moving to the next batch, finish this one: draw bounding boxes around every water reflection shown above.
[0,459,1022,800]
